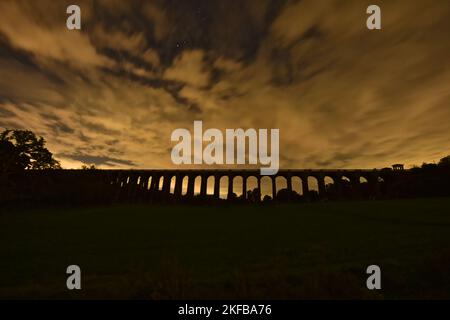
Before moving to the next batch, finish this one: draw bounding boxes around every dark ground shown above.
[1,198,450,299]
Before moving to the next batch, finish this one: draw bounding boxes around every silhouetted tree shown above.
[275,188,302,201]
[227,192,238,203]
[0,129,61,174]
[0,139,23,175]
[81,164,97,170]
[389,155,450,198]
[438,155,450,167]
[247,188,261,203]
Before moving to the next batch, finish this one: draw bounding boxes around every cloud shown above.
[58,153,136,167]
[0,1,112,69]
[91,25,148,55]
[164,50,211,88]
[0,0,449,171]
[142,1,170,42]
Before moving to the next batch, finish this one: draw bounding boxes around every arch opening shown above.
[158,176,164,191]
[246,176,259,202]
[181,176,189,195]
[219,176,229,199]
[170,176,176,194]
[232,176,243,197]
[206,176,215,195]
[260,176,273,200]
[275,176,287,199]
[292,176,302,196]
[307,176,318,192]
[194,176,202,195]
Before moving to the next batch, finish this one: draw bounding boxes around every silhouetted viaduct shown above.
[5,168,406,205]
[101,168,398,203]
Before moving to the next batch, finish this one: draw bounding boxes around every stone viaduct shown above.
[100,168,400,203]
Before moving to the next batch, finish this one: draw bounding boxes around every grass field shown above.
[1,198,450,299]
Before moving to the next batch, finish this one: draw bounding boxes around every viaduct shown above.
[87,168,403,203]
[5,168,406,204]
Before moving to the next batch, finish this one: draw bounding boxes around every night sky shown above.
[0,0,449,170]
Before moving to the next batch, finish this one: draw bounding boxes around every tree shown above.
[0,139,23,174]
[81,164,96,170]
[438,155,450,167]
[0,129,61,174]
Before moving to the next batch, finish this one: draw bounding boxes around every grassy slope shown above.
[1,198,450,299]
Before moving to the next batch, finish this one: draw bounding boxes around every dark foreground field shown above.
[1,198,450,299]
